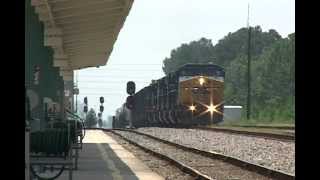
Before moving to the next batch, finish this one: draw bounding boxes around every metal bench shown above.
[51,115,85,171]
[29,125,74,180]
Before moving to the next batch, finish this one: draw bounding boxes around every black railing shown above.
[65,109,86,139]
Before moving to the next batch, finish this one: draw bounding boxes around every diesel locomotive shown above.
[113,63,225,128]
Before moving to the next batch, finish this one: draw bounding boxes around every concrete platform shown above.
[57,130,164,180]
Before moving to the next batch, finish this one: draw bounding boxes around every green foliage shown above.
[162,26,295,124]
[211,26,281,68]
[162,38,215,74]
[85,108,98,127]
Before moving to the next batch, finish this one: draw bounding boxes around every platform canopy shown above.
[31,0,134,80]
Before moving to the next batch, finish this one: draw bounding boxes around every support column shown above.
[63,72,74,119]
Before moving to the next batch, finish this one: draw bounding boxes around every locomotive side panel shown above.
[132,87,148,127]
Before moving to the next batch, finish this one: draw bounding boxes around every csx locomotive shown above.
[113,63,225,128]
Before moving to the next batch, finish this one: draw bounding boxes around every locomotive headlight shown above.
[206,103,218,114]
[199,77,205,86]
[189,105,196,111]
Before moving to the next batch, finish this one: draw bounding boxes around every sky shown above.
[74,0,295,120]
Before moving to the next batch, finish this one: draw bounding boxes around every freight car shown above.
[113,63,225,128]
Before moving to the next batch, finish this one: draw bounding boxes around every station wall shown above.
[25,0,64,128]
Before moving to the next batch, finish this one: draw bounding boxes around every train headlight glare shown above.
[189,105,196,111]
[199,77,205,86]
[206,104,217,114]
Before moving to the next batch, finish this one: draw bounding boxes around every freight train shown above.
[113,63,225,128]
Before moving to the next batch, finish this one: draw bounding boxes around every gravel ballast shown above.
[114,130,275,180]
[136,127,295,175]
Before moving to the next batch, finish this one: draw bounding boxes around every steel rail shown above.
[227,125,295,130]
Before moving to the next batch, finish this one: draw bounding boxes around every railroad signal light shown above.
[100,96,104,104]
[98,112,102,118]
[126,95,134,109]
[83,106,88,113]
[84,97,88,105]
[100,105,104,112]
[127,81,136,95]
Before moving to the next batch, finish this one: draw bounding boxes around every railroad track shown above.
[108,128,294,180]
[195,127,295,141]
[227,125,295,130]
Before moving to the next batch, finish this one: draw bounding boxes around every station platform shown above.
[57,130,164,180]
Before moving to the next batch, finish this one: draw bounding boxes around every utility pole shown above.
[247,3,252,120]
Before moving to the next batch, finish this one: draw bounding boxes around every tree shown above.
[85,108,98,127]
[162,37,215,74]
[211,26,281,68]
[224,33,295,121]
[251,33,295,121]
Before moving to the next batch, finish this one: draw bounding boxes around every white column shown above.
[63,72,74,118]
